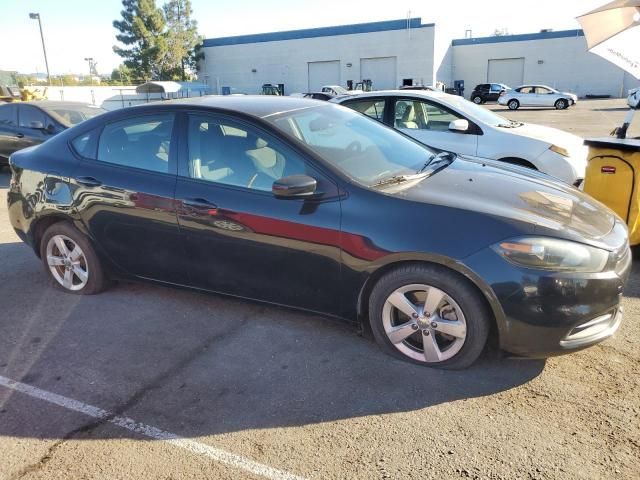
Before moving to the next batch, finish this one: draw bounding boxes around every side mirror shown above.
[272,175,317,199]
[46,124,56,134]
[29,120,44,130]
[449,119,469,132]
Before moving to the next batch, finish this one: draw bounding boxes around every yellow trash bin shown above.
[583,137,640,245]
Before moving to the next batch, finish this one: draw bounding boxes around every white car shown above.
[333,90,587,185]
[321,85,362,96]
[498,85,578,110]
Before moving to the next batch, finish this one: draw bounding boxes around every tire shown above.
[555,99,568,110]
[40,221,108,295]
[507,99,519,110]
[368,264,491,369]
[472,95,483,104]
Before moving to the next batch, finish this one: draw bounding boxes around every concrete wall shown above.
[451,32,639,98]
[199,23,436,95]
[43,86,211,111]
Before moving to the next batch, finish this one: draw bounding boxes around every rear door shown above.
[392,97,478,156]
[174,112,343,314]
[73,111,186,283]
[516,86,536,106]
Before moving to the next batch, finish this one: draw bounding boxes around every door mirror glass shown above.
[449,119,469,132]
[29,120,44,130]
[46,123,56,134]
[272,175,317,198]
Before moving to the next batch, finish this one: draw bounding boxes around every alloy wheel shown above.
[46,234,89,291]
[382,283,467,363]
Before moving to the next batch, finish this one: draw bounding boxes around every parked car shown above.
[7,96,630,369]
[470,83,510,104]
[333,90,587,185]
[498,85,578,110]
[303,92,335,101]
[0,101,106,166]
[321,85,363,96]
[399,85,439,91]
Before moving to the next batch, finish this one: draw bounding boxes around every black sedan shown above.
[0,101,106,166]
[6,96,631,368]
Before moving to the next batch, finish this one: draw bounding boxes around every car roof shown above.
[131,95,328,119]
[516,85,553,89]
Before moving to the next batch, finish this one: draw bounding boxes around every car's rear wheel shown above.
[507,99,519,110]
[40,222,108,295]
[368,264,491,369]
[472,95,483,104]
[555,99,568,110]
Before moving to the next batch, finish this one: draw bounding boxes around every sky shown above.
[0,0,608,76]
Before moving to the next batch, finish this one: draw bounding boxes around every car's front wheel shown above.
[507,99,520,110]
[368,264,491,369]
[555,99,568,110]
[472,95,483,104]
[40,222,108,295]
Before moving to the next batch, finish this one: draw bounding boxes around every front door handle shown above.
[76,176,102,187]
[14,133,24,138]
[182,197,217,209]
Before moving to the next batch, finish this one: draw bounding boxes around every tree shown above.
[162,0,203,80]
[113,0,167,80]
[111,64,132,84]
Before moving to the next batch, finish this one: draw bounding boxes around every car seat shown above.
[399,105,419,129]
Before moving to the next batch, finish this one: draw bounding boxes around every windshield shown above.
[43,105,106,126]
[266,105,438,187]
[330,86,349,95]
[443,95,513,127]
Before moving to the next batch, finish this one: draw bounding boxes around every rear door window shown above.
[97,114,174,173]
[342,99,386,122]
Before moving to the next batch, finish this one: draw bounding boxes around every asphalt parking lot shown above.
[1,99,639,480]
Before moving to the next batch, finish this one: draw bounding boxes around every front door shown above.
[392,98,478,156]
[73,112,186,283]
[174,112,343,315]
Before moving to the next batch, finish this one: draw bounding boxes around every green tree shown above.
[111,64,132,84]
[162,0,203,80]
[113,0,167,80]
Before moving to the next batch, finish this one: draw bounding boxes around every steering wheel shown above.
[346,141,362,153]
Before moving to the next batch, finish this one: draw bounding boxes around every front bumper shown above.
[463,240,631,358]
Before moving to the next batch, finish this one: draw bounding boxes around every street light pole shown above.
[29,13,51,85]
[84,57,94,86]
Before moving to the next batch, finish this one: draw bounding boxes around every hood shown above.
[506,123,583,150]
[390,157,618,246]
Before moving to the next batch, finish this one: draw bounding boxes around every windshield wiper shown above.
[416,151,456,175]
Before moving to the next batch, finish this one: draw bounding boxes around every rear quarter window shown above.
[71,127,100,159]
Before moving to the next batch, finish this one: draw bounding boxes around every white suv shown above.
[333,90,586,185]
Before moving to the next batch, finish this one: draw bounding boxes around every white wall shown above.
[43,86,211,111]
[200,26,436,94]
[451,34,639,98]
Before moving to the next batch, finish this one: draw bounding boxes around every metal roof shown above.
[452,29,585,46]
[203,18,434,47]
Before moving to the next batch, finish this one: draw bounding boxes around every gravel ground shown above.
[0,99,639,480]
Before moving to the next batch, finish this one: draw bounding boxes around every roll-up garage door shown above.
[308,61,341,91]
[360,57,397,90]
[487,58,525,88]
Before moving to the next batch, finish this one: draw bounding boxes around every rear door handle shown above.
[182,197,217,209]
[76,176,102,187]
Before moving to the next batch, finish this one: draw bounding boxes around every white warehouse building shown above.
[199,18,639,98]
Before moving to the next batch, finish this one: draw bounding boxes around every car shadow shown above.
[0,241,545,441]
[592,107,630,112]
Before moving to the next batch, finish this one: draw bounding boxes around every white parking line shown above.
[0,375,306,480]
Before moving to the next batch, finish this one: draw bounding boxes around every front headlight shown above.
[549,144,570,157]
[492,237,609,272]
